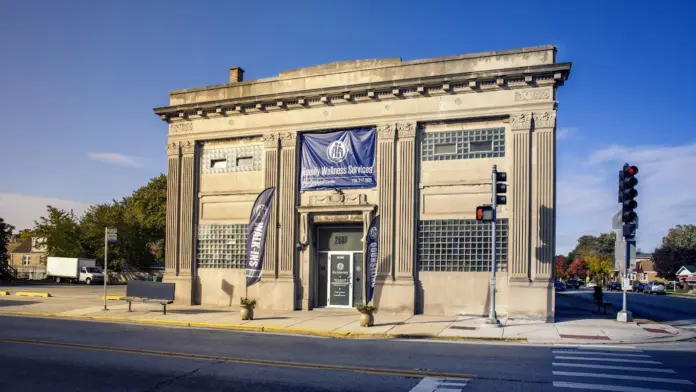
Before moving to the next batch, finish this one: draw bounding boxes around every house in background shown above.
[677,265,696,291]
[634,252,669,284]
[9,237,48,280]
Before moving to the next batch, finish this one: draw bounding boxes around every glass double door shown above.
[318,252,363,308]
[316,226,364,308]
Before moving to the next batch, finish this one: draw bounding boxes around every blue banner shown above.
[300,128,376,191]
[366,215,379,304]
[245,187,275,287]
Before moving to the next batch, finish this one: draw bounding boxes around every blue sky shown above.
[1,0,695,254]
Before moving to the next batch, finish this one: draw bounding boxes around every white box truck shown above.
[46,257,104,284]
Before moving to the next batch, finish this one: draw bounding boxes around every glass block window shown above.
[197,224,247,268]
[201,144,263,174]
[418,219,509,272]
[421,128,505,161]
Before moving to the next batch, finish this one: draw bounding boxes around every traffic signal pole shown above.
[617,163,638,323]
[486,165,499,326]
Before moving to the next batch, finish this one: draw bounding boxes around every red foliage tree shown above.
[555,255,568,280]
[567,258,589,279]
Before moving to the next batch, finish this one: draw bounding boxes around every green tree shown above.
[122,174,166,261]
[33,206,84,257]
[0,217,15,266]
[571,233,616,261]
[661,225,696,248]
[18,229,35,243]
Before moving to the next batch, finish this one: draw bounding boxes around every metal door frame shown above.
[326,251,353,308]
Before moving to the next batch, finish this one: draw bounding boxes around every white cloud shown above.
[557,142,696,254]
[557,127,577,141]
[0,193,92,231]
[87,152,145,168]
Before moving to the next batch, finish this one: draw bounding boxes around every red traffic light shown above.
[625,165,639,176]
[476,207,484,220]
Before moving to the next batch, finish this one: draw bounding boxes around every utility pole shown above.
[104,228,117,311]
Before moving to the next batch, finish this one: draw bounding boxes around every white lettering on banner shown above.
[248,222,265,267]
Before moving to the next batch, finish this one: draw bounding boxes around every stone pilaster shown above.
[509,113,532,282]
[531,111,556,282]
[165,141,181,274]
[262,133,279,278]
[278,132,297,278]
[376,124,396,278]
[178,140,197,277]
[394,122,417,279]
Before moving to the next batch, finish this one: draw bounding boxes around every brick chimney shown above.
[229,66,244,83]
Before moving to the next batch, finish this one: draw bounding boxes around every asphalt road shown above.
[561,289,696,330]
[1,316,695,392]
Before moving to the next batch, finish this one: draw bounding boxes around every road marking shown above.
[0,338,473,381]
[552,371,692,385]
[552,350,651,358]
[552,362,675,373]
[552,381,679,392]
[553,344,638,349]
[409,377,469,391]
[554,356,660,364]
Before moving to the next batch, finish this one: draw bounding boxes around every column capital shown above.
[396,122,417,139]
[509,113,532,131]
[263,133,279,149]
[376,124,396,140]
[166,141,180,157]
[279,132,297,147]
[181,140,196,155]
[533,111,556,129]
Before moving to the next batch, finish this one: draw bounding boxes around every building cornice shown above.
[153,63,571,123]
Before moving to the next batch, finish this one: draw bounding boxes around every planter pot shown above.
[240,307,254,320]
[359,312,374,327]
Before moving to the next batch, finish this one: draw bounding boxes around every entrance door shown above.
[328,252,353,307]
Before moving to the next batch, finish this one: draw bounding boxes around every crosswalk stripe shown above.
[554,356,660,364]
[409,377,468,391]
[552,350,650,358]
[552,371,693,385]
[552,362,676,373]
[552,381,680,392]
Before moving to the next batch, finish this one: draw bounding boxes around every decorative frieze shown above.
[515,90,551,101]
[279,132,297,147]
[170,123,193,133]
[166,141,180,156]
[396,122,416,138]
[308,191,367,206]
[181,140,196,155]
[263,133,278,149]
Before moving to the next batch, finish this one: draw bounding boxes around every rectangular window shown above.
[210,159,227,169]
[22,255,31,266]
[469,140,492,153]
[236,156,254,166]
[434,143,457,155]
[197,224,247,269]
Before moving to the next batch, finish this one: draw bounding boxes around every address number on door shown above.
[334,236,348,245]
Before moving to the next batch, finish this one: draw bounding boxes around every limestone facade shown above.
[154,45,571,321]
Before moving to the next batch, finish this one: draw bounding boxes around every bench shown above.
[593,296,612,314]
[124,280,175,315]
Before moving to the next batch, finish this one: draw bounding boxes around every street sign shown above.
[107,228,117,243]
[622,278,632,291]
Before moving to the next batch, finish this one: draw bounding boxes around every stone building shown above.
[153,45,572,321]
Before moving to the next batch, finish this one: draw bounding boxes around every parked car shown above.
[554,281,567,291]
[566,279,580,289]
[632,282,646,293]
[645,281,666,295]
[607,281,622,291]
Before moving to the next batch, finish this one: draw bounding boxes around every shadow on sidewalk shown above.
[555,291,617,322]
[0,300,40,307]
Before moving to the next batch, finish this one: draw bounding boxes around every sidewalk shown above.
[1,289,694,345]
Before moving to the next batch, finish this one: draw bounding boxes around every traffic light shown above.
[494,171,507,205]
[476,205,494,222]
[619,164,639,224]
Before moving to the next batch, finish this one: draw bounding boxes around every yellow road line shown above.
[0,291,9,296]
[14,292,51,298]
[100,296,124,301]
[0,337,474,380]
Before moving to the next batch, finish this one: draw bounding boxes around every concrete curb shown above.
[0,310,692,345]
[101,296,125,301]
[14,292,52,298]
